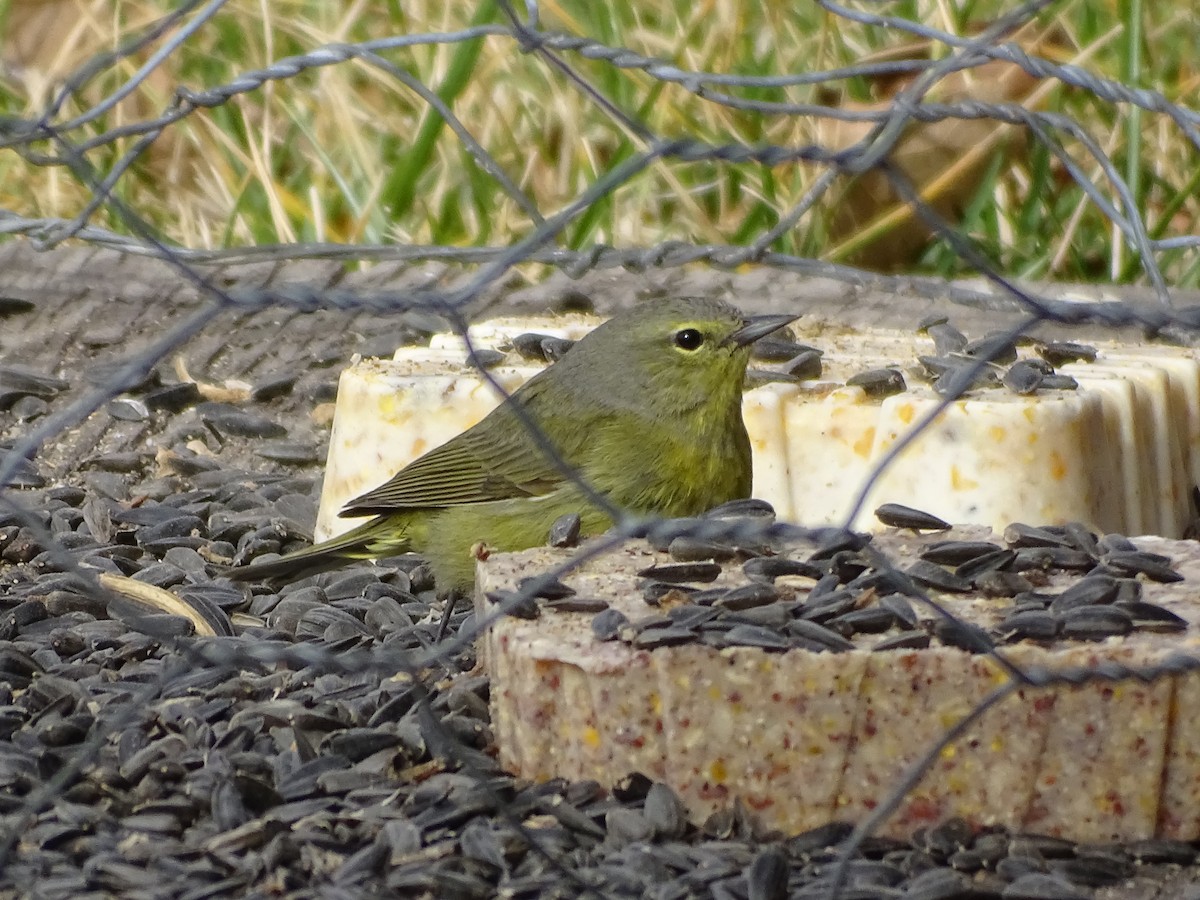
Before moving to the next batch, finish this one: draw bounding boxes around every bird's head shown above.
[558,297,797,415]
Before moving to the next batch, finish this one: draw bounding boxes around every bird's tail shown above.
[224,515,412,584]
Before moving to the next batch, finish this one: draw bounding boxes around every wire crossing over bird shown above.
[229,297,796,593]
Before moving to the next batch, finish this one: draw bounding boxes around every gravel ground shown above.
[3,244,1200,898]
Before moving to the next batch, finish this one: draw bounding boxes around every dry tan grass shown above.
[0,0,1195,282]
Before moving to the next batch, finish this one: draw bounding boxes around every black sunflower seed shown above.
[703,498,775,520]
[697,622,737,647]
[1098,533,1138,554]
[1003,873,1088,900]
[667,603,720,629]
[1012,547,1095,573]
[511,332,556,360]
[745,847,789,900]
[1004,522,1071,548]
[847,568,917,596]
[827,607,896,637]
[786,619,855,653]
[955,549,1017,583]
[785,822,855,858]
[1061,521,1099,555]
[1059,605,1133,641]
[847,368,906,398]
[933,618,994,653]
[1002,360,1044,395]
[827,550,869,583]
[782,350,823,380]
[667,536,737,563]
[627,613,674,633]
[921,540,1005,566]
[107,398,150,422]
[0,365,67,398]
[1008,833,1076,859]
[974,570,1033,598]
[915,355,960,379]
[963,333,1017,364]
[933,363,1000,396]
[540,337,576,362]
[878,593,919,629]
[549,513,582,548]
[1050,851,1133,887]
[689,586,731,605]
[947,848,991,873]
[199,405,287,439]
[995,856,1048,883]
[726,603,792,629]
[971,832,1012,864]
[745,368,803,388]
[714,583,779,611]
[996,610,1060,642]
[1037,341,1098,367]
[258,441,320,464]
[808,573,842,599]
[743,557,823,583]
[518,575,575,599]
[927,323,968,355]
[901,867,973,900]
[636,561,723,583]
[643,782,687,840]
[720,624,792,651]
[808,531,871,560]
[1011,591,1055,609]
[797,589,856,622]
[916,817,973,857]
[1020,356,1055,374]
[0,297,34,316]
[1103,550,1183,583]
[1126,838,1197,865]
[2,457,45,488]
[545,597,609,614]
[905,560,972,593]
[143,382,201,412]
[874,504,950,531]
[873,631,931,651]
[592,608,629,640]
[1114,578,1142,604]
[751,338,807,363]
[1048,576,1119,614]
[248,371,297,401]
[1115,600,1187,633]
[1040,374,1078,390]
[466,348,506,369]
[633,626,696,649]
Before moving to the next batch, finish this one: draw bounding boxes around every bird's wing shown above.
[340,385,584,515]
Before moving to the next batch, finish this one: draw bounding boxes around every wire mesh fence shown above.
[2,0,1200,896]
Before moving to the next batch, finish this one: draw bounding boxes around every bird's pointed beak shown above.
[725,314,798,348]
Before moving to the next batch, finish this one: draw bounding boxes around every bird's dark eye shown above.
[673,328,704,351]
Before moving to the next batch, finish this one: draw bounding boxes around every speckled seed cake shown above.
[314,315,1200,543]
[476,526,1200,843]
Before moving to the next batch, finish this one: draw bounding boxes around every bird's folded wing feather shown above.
[339,396,585,515]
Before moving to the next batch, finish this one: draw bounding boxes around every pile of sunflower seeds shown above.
[1,334,1198,900]
[0,507,1194,900]
[522,503,1190,656]
[2,459,1194,899]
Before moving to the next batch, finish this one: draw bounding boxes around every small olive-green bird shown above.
[230,297,795,593]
